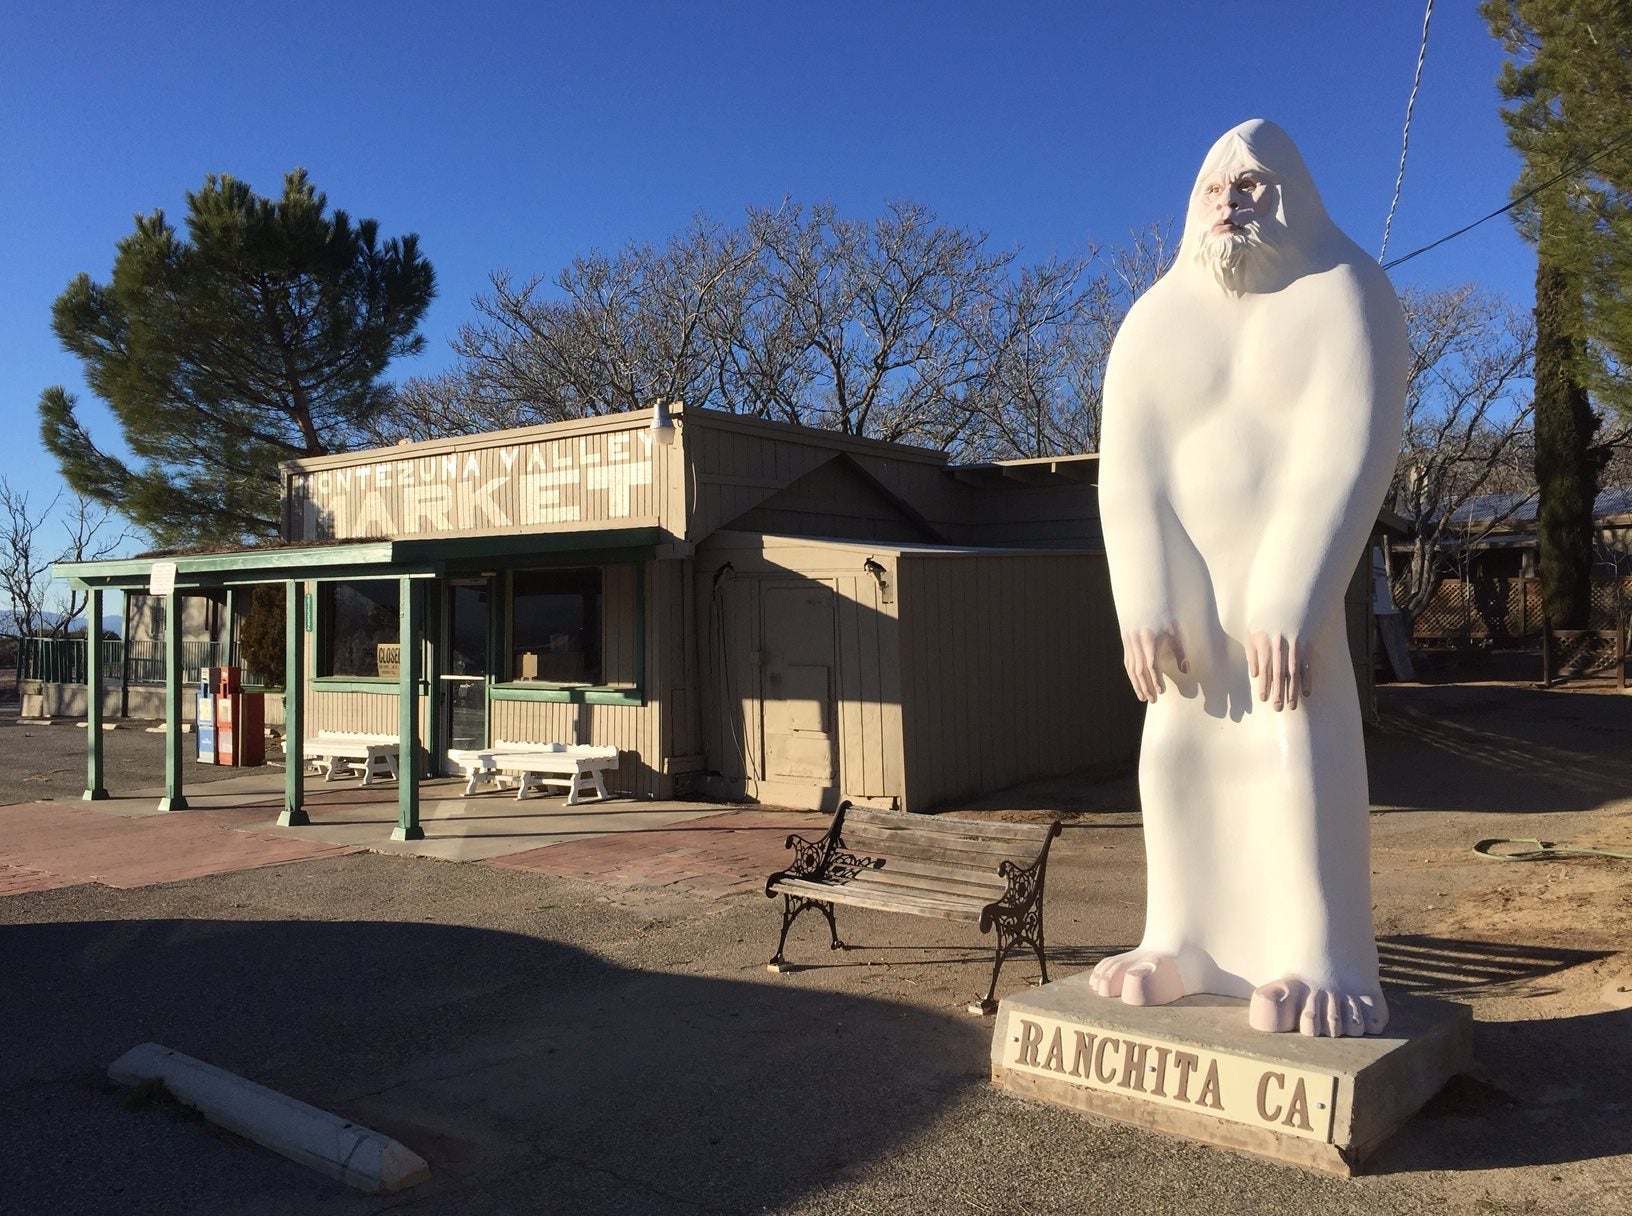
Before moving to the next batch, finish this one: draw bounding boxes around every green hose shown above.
[1474,837,1632,862]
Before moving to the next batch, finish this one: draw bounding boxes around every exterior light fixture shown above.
[651,399,678,445]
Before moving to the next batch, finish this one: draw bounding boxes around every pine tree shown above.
[41,170,435,546]
[1485,0,1632,627]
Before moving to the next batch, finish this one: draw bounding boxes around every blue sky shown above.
[1,1,1530,570]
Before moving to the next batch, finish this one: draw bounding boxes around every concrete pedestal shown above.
[991,973,1471,1175]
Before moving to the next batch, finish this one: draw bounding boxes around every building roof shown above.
[1430,485,1632,529]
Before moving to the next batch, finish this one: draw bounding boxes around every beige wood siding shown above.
[693,534,903,811]
[601,563,640,687]
[285,414,681,542]
[723,456,939,542]
[945,482,1104,549]
[896,551,1139,811]
[684,413,957,542]
[656,557,702,768]
[307,689,427,736]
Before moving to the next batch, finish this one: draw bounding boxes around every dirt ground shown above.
[3,674,1631,1213]
[958,676,1632,1019]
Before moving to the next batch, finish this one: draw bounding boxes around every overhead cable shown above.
[1380,0,1436,262]
[1383,125,1632,272]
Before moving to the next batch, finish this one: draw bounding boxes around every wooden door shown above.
[760,582,837,788]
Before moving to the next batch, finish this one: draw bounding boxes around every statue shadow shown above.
[1370,933,1630,1174]
[0,916,991,1213]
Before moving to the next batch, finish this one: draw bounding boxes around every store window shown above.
[317,581,400,678]
[511,568,601,684]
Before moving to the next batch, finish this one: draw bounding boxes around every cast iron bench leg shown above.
[979,900,1048,1013]
[769,893,845,968]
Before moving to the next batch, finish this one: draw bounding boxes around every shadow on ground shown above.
[1365,933,1632,1175]
[1,916,991,1214]
[1368,683,1632,814]
[1378,933,1613,994]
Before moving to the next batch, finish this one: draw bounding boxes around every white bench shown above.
[302,732,400,786]
[447,742,619,804]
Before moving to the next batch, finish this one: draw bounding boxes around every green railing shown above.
[18,636,275,688]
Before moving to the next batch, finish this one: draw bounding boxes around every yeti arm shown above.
[1245,271,1407,708]
[1100,336,1188,702]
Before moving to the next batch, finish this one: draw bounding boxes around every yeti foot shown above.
[1248,977,1389,1036]
[1088,951,1186,1007]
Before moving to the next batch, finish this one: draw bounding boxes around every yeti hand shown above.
[1122,626,1188,703]
[1247,630,1310,711]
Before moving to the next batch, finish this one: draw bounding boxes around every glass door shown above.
[441,579,491,760]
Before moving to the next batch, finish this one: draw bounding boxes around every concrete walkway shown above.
[0,765,828,900]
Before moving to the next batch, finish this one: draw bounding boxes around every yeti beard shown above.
[1196,220,1267,294]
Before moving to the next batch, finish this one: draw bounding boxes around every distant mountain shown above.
[0,609,123,636]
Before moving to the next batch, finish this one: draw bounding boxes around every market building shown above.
[51,403,1368,834]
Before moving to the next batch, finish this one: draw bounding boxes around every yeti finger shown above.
[1167,632,1189,675]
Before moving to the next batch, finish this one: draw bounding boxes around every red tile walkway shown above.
[484,808,830,899]
[0,796,833,900]
[0,801,362,894]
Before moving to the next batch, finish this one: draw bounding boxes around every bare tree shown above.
[371,200,1126,458]
[974,223,1177,459]
[0,481,58,649]
[1,480,131,691]
[1387,285,1538,628]
[372,216,764,443]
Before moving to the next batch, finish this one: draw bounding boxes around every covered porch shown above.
[53,527,664,843]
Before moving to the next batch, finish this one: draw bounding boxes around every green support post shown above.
[392,577,424,841]
[83,587,109,800]
[158,593,188,812]
[278,580,308,827]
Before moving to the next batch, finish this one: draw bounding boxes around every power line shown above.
[1382,125,1632,272]
[1380,0,1435,262]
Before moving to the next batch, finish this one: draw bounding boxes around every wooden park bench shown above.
[446,742,620,805]
[302,732,400,786]
[765,802,1062,1013]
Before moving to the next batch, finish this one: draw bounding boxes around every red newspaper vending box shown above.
[212,667,266,767]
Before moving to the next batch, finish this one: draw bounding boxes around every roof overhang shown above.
[53,526,666,591]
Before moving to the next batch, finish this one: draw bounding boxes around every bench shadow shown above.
[1369,1003,1632,1175]
[1,916,992,1214]
[1378,934,1613,993]
[1364,933,1631,1175]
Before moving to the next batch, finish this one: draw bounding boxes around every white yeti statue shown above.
[1091,119,1407,1037]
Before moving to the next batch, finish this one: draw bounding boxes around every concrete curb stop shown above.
[108,1043,430,1194]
